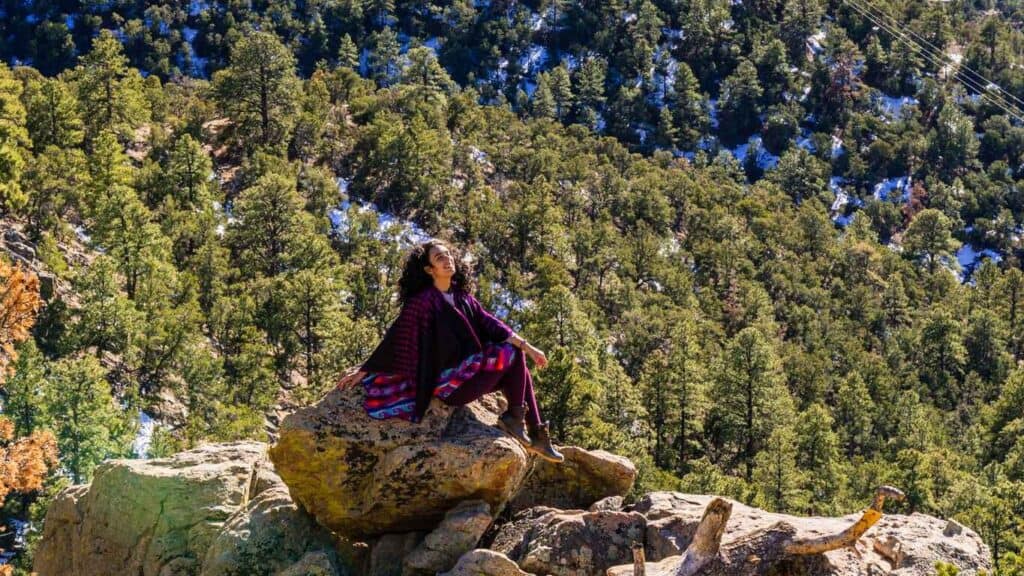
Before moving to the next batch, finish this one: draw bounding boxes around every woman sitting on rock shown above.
[336,239,564,463]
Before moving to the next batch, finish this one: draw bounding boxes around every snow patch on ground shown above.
[132,410,155,458]
[829,177,864,227]
[329,198,432,246]
[873,176,912,202]
[954,244,1002,283]
[807,31,826,55]
[519,44,548,74]
[875,94,919,119]
[188,0,209,16]
[729,135,779,170]
[73,224,91,244]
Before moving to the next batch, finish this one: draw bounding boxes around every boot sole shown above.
[526,445,565,463]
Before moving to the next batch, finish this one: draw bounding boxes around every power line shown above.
[849,0,1024,113]
[840,0,1024,124]
[841,0,1024,123]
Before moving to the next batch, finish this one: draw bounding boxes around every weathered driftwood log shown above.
[675,486,906,576]
[609,486,906,576]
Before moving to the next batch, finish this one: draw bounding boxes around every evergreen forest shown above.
[2,0,1024,572]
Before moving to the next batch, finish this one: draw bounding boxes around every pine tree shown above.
[835,372,875,457]
[863,35,889,89]
[24,77,83,152]
[548,64,574,121]
[753,424,806,512]
[292,73,332,161]
[779,0,823,58]
[670,62,708,150]
[0,63,31,216]
[71,30,150,142]
[902,208,960,274]
[401,46,455,104]
[531,74,556,119]
[625,0,663,82]
[655,106,676,149]
[718,59,763,145]
[338,34,359,70]
[228,172,306,278]
[69,255,143,361]
[999,269,1024,361]
[370,27,401,86]
[928,103,979,177]
[710,326,794,481]
[794,403,841,513]
[213,31,301,153]
[3,339,47,436]
[83,133,169,299]
[753,38,790,104]
[767,147,829,204]
[43,355,132,483]
[679,0,735,86]
[917,308,967,410]
[167,134,214,208]
[573,57,607,127]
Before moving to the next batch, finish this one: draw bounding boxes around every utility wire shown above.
[851,0,1024,113]
[840,0,1024,123]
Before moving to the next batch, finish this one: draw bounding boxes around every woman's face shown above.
[424,244,456,280]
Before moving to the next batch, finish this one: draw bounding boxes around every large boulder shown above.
[402,500,493,576]
[33,441,347,576]
[441,550,533,576]
[199,468,345,576]
[268,390,532,538]
[490,507,646,576]
[507,447,636,513]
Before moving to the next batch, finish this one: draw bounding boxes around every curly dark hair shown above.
[397,239,476,305]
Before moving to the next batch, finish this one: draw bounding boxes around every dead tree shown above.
[614,486,906,576]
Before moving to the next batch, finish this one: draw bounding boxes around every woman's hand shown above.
[524,344,548,369]
[336,366,367,390]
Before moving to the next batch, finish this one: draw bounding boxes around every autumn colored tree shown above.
[0,259,42,378]
[0,259,59,568]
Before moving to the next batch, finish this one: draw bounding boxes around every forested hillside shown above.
[2,0,1024,573]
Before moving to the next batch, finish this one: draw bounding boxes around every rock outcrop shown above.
[33,387,991,576]
[271,392,526,537]
[33,441,347,576]
[507,446,636,513]
[607,492,991,576]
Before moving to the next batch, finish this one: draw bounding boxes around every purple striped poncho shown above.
[357,285,515,421]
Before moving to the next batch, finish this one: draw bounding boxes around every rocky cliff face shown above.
[33,390,993,576]
[33,442,347,576]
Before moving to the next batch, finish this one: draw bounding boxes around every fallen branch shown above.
[608,486,906,576]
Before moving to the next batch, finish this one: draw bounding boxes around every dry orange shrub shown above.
[0,258,58,568]
[1,259,42,379]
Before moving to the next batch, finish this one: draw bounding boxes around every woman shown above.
[336,239,564,463]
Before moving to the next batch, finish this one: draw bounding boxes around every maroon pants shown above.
[440,346,543,426]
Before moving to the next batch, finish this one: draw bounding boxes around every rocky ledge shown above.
[33,389,991,576]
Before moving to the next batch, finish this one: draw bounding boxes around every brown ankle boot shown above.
[497,405,531,448]
[527,421,565,463]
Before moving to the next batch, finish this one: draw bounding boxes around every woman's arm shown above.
[464,294,547,367]
[465,294,514,343]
